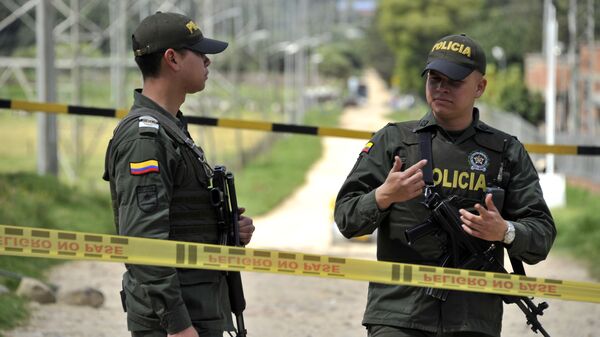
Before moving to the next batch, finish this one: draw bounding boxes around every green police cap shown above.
[422,34,486,81]
[132,11,228,56]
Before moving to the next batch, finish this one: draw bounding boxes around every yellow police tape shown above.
[1,224,599,304]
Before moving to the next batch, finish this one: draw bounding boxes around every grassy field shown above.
[551,186,600,279]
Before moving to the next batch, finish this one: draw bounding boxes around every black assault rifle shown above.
[405,191,550,337]
[210,166,247,337]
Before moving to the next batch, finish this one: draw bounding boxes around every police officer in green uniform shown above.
[334,34,556,337]
[103,12,255,337]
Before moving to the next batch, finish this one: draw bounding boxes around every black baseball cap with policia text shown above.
[132,11,228,56]
[422,34,486,81]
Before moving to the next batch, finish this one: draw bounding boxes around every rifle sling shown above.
[418,131,434,186]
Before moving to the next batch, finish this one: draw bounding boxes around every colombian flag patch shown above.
[130,160,159,175]
[361,141,374,154]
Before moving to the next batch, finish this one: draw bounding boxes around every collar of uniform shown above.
[471,108,493,133]
[132,89,185,129]
[413,108,489,133]
[413,111,438,132]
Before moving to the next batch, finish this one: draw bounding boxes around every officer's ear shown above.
[475,76,487,98]
[163,49,180,71]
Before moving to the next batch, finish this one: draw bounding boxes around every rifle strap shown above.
[418,131,434,186]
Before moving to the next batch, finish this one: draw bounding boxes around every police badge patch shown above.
[468,150,489,172]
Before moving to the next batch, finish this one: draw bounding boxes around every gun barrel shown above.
[226,172,241,246]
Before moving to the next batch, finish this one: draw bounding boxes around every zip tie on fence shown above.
[1,224,600,304]
[1,98,599,156]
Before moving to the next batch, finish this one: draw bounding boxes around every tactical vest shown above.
[168,143,220,244]
[104,108,221,245]
[377,122,509,265]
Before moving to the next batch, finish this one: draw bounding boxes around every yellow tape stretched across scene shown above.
[1,225,599,304]
[1,98,599,156]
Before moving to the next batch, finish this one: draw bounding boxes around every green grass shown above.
[551,186,600,279]
[0,172,114,332]
[0,295,27,332]
[386,100,428,122]
[236,102,342,216]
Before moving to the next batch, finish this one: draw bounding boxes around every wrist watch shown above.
[503,221,515,245]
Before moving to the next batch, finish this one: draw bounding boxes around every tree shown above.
[317,41,364,79]
[483,64,545,124]
[376,0,483,93]
[469,1,543,66]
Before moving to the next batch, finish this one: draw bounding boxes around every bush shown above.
[482,64,545,124]
[552,186,600,279]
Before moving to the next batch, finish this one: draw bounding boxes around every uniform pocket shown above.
[180,272,231,330]
[136,185,158,212]
[122,276,162,330]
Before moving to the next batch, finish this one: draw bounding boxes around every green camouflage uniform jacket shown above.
[104,90,232,335]
[334,109,556,336]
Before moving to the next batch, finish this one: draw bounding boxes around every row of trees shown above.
[359,0,600,125]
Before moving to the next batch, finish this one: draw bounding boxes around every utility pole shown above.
[295,0,308,123]
[544,0,557,175]
[539,0,566,209]
[203,0,214,37]
[71,0,83,179]
[110,0,127,109]
[36,0,58,176]
[567,0,578,133]
[585,0,596,135]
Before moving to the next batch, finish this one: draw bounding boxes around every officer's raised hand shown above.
[238,207,255,245]
[459,193,507,241]
[375,156,427,210]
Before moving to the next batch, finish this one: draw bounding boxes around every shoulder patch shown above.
[138,116,159,135]
[361,141,374,154]
[130,160,159,175]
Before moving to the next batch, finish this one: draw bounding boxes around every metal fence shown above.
[480,104,600,184]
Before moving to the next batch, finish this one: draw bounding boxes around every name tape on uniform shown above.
[1,224,599,304]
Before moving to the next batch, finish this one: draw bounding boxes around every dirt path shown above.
[248,69,391,252]
[5,71,599,337]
